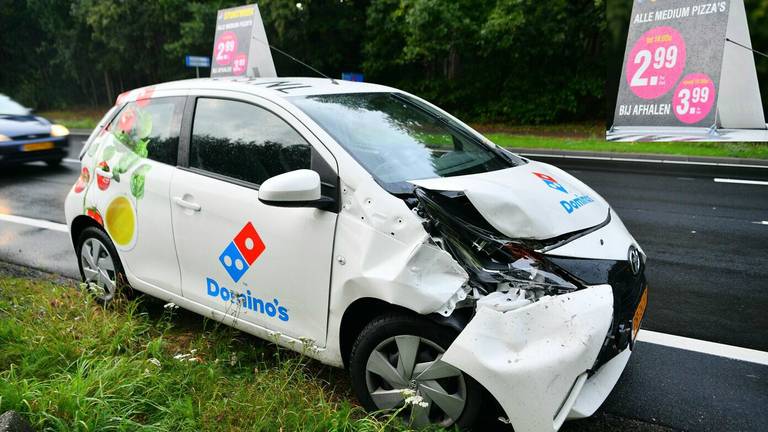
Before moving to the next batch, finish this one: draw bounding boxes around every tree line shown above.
[0,0,606,124]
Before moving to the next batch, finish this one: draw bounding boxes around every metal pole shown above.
[196,67,200,79]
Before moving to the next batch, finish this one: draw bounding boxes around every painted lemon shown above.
[105,196,136,247]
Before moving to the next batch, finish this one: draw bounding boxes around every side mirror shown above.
[258,169,334,210]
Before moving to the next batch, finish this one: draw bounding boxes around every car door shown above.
[170,94,338,345]
[82,95,185,295]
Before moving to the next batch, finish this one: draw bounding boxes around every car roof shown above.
[148,77,399,99]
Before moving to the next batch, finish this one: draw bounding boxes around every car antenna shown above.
[252,36,338,84]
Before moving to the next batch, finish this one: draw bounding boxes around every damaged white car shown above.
[65,77,648,432]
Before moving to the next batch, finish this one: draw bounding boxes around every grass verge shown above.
[37,108,105,130]
[485,134,768,160]
[0,270,432,431]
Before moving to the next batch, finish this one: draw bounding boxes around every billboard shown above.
[210,4,277,78]
[612,0,764,130]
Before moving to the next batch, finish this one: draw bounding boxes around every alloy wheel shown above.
[80,237,118,302]
[364,335,467,427]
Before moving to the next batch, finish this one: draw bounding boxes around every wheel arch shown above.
[338,297,471,369]
[338,298,415,368]
[70,215,105,248]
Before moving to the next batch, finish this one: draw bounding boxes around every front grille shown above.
[11,132,51,141]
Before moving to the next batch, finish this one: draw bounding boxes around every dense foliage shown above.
[0,0,604,124]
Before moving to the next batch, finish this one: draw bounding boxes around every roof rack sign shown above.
[211,3,277,78]
[612,0,765,130]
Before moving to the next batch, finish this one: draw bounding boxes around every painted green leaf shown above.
[102,145,115,161]
[134,163,152,176]
[134,139,149,158]
[112,171,121,183]
[116,152,139,174]
[136,110,153,139]
[130,163,151,199]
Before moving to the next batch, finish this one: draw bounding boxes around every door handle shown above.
[173,196,201,212]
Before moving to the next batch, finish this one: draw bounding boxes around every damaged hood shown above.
[409,161,610,240]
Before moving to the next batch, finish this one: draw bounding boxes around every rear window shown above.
[107,96,184,166]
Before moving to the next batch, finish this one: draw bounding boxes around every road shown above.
[0,137,766,431]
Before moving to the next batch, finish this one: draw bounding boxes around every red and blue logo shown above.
[533,172,568,194]
[219,222,266,283]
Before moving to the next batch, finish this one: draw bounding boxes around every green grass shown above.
[485,134,768,160]
[0,272,433,431]
[37,108,105,130]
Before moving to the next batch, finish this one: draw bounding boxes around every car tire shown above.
[349,313,483,430]
[76,226,132,305]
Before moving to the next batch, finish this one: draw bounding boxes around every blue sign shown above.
[341,72,364,82]
[185,55,211,68]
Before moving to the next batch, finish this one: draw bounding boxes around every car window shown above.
[189,98,311,186]
[107,96,184,165]
[0,95,30,115]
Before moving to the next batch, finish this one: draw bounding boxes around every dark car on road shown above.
[0,94,70,167]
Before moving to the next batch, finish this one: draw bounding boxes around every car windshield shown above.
[291,92,524,192]
[0,95,30,115]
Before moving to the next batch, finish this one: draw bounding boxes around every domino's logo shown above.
[533,172,568,194]
[219,222,266,283]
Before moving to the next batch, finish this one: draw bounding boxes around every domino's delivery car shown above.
[65,77,648,432]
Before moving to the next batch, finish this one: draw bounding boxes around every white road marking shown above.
[714,178,768,186]
[0,214,68,233]
[752,221,768,225]
[638,329,768,366]
[63,158,80,164]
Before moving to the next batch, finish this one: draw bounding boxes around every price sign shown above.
[232,53,247,76]
[210,4,276,78]
[673,73,716,124]
[613,0,729,128]
[214,32,238,66]
[626,26,686,100]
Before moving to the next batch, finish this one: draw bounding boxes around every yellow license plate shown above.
[22,142,55,152]
[632,288,648,340]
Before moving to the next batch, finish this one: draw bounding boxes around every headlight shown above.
[499,243,578,295]
[0,134,10,142]
[51,124,70,137]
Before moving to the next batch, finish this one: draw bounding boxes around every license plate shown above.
[23,142,55,152]
[632,288,648,341]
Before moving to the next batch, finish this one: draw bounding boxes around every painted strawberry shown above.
[97,161,112,191]
[73,167,90,193]
[135,86,155,108]
[86,208,103,226]
[118,107,136,133]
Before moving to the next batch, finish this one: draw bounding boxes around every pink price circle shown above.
[232,53,248,76]
[214,32,238,66]
[625,26,686,100]
[673,73,715,124]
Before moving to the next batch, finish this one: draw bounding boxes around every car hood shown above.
[409,161,610,240]
[0,115,51,138]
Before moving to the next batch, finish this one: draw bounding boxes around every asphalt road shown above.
[0,137,766,431]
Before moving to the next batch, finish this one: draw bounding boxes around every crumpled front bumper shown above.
[442,285,628,432]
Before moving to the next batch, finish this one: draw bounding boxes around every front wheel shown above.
[76,226,130,305]
[349,313,483,430]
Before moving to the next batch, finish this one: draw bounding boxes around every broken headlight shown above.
[414,187,580,299]
[498,243,578,296]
